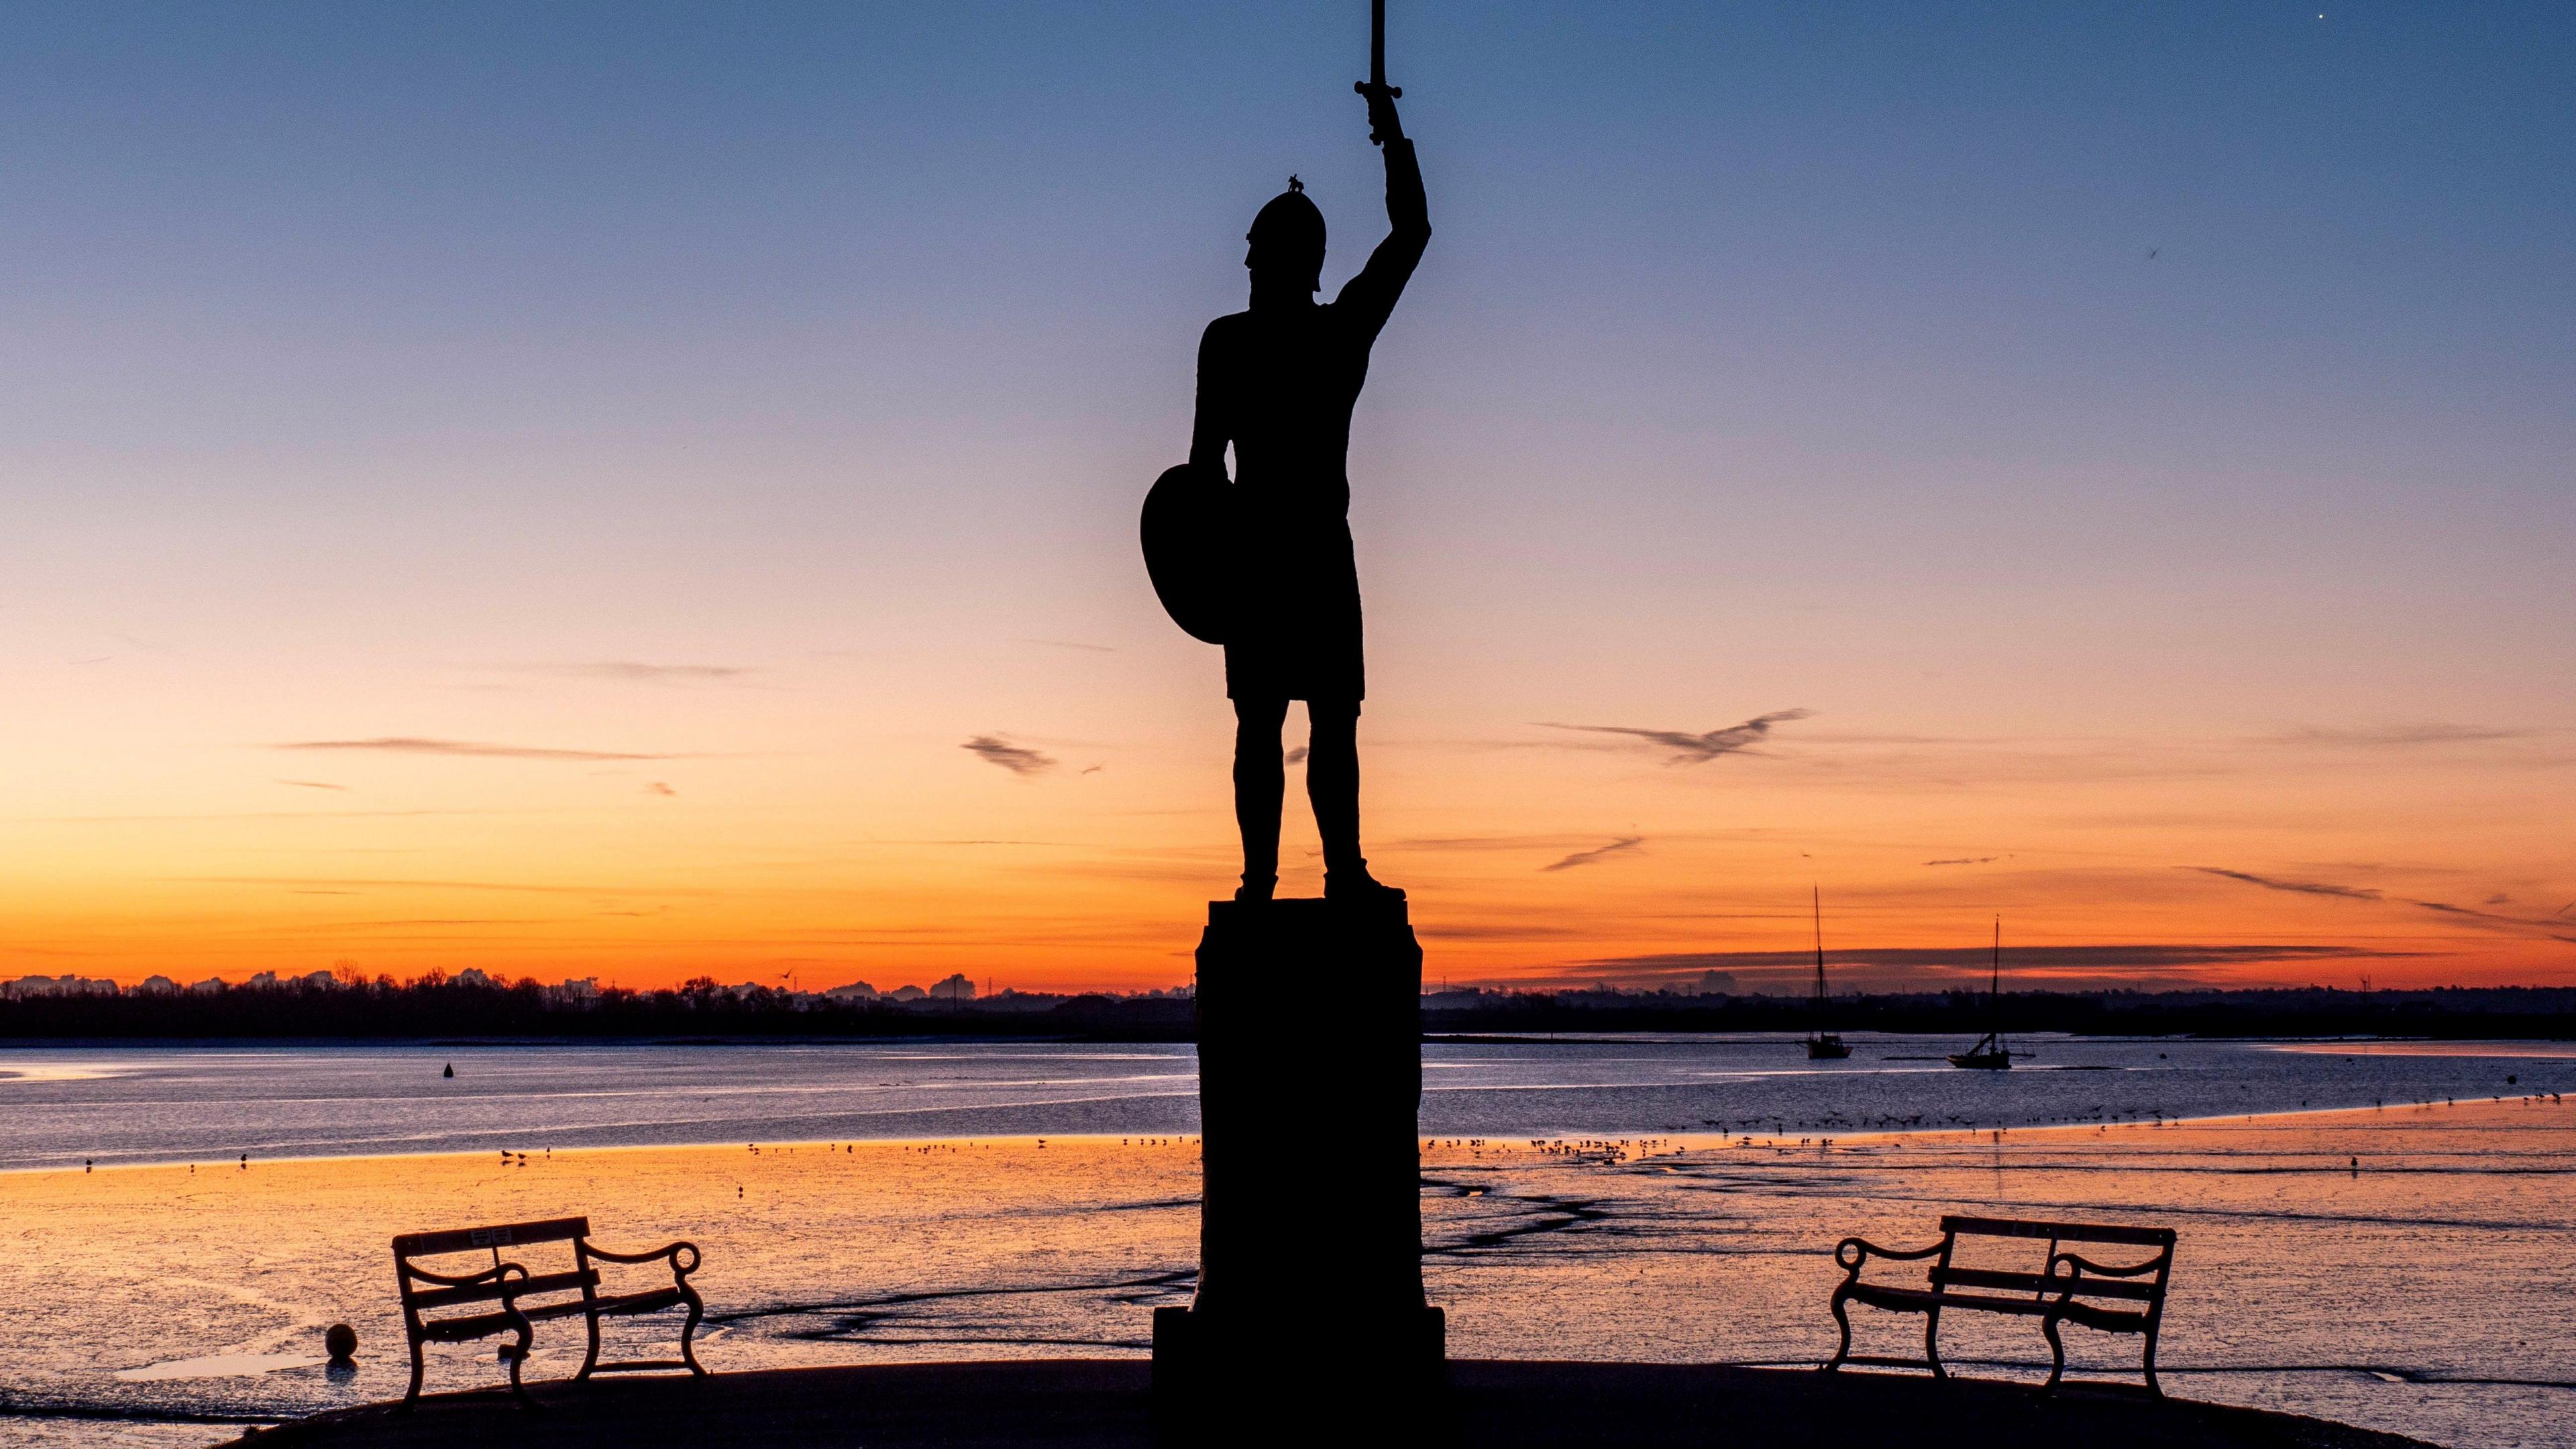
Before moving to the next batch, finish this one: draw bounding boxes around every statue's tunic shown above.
[1191,140,1428,705]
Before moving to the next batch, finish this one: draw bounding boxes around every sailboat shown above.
[1948,917,2012,1069]
[1805,886,1850,1060]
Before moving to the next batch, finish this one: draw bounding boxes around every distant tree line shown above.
[1,974,2567,1042]
[1419,984,2576,1040]
[0,971,1194,1041]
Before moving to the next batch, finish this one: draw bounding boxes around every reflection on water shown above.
[0,1042,2569,1448]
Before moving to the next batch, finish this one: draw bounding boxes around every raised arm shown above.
[1335,90,1430,339]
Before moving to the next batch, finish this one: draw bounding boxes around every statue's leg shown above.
[1307,699,1368,883]
[1233,696,1289,898]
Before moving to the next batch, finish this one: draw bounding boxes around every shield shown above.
[1141,464,1237,645]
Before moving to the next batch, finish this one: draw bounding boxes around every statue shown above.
[1147,72,1429,904]
[1145,12,1447,1417]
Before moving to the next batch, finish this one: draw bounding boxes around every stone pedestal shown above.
[1152,894,1444,1420]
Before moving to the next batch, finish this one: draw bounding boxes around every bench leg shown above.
[502,1317,537,1409]
[1923,1307,1946,1380]
[2142,1328,2163,1397]
[2040,1313,2066,1393]
[577,1309,602,1381]
[678,1290,708,1377]
[1824,1288,1854,1372]
[402,1338,425,1411]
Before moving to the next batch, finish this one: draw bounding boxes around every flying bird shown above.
[1540,710,1813,765]
[2146,247,2159,261]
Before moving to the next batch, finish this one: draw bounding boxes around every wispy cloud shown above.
[1539,710,1812,764]
[962,735,1057,776]
[175,875,701,896]
[1018,639,1117,653]
[273,778,350,792]
[2189,867,2383,901]
[1284,745,1309,765]
[1549,943,2416,992]
[2410,899,2576,943]
[2263,723,2536,748]
[514,661,752,684]
[274,737,674,761]
[1925,856,2000,867]
[1541,836,1644,872]
[2192,867,2576,943]
[646,782,676,796]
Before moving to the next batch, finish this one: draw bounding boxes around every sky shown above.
[5,2,2571,996]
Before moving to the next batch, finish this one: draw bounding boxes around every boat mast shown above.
[1812,885,1827,1022]
[1990,916,2002,1041]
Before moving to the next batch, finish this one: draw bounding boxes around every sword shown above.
[1352,0,1401,146]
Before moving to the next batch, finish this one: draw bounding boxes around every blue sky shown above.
[5,3,2571,989]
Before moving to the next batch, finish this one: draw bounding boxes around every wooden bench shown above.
[392,1216,708,1406]
[1825,1214,2177,1393]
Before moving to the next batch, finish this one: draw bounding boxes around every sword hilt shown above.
[1353,78,1401,146]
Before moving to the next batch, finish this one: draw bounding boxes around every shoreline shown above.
[7,1083,2564,1178]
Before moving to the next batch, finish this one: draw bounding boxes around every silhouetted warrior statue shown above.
[1190,85,1428,902]
[1148,65,1444,1422]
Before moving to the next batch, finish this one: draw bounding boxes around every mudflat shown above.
[223,1359,2433,1448]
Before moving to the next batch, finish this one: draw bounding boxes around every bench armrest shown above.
[1835,1236,1943,1280]
[586,1239,703,1280]
[2049,1250,2162,1280]
[407,1259,530,1290]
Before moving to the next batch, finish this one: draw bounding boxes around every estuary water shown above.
[1,1036,2570,1449]
[4,1034,2569,1171]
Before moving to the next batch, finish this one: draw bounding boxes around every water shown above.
[5,1034,2565,1171]
[2,1036,2570,1448]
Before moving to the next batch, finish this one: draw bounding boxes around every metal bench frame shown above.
[1825,1214,2177,1394]
[392,1215,707,1407]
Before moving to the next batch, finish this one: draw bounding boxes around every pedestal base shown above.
[1163,893,1443,1421]
[1150,1302,1447,1397]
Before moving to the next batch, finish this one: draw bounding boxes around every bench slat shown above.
[407,1268,601,1311]
[524,1288,682,1322]
[416,1310,521,1342]
[1929,1267,2159,1301]
[1940,1215,2175,1247]
[394,1216,591,1258]
[1849,1285,2155,1326]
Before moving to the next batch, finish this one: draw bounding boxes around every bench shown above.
[1825,1214,2176,1393]
[392,1216,708,1406]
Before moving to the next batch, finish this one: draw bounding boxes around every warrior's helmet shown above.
[1247,176,1326,290]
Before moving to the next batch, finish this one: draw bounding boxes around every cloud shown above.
[1019,639,1117,653]
[274,737,674,761]
[515,661,752,684]
[647,782,676,796]
[1541,837,1644,873]
[175,875,706,896]
[2192,869,2576,943]
[273,779,350,792]
[1415,922,1596,941]
[2408,899,2576,943]
[962,735,1057,775]
[2188,867,2383,901]
[1924,857,1999,867]
[1539,709,1813,764]
[1284,746,1309,765]
[2264,723,2535,748]
[1560,943,2418,990]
